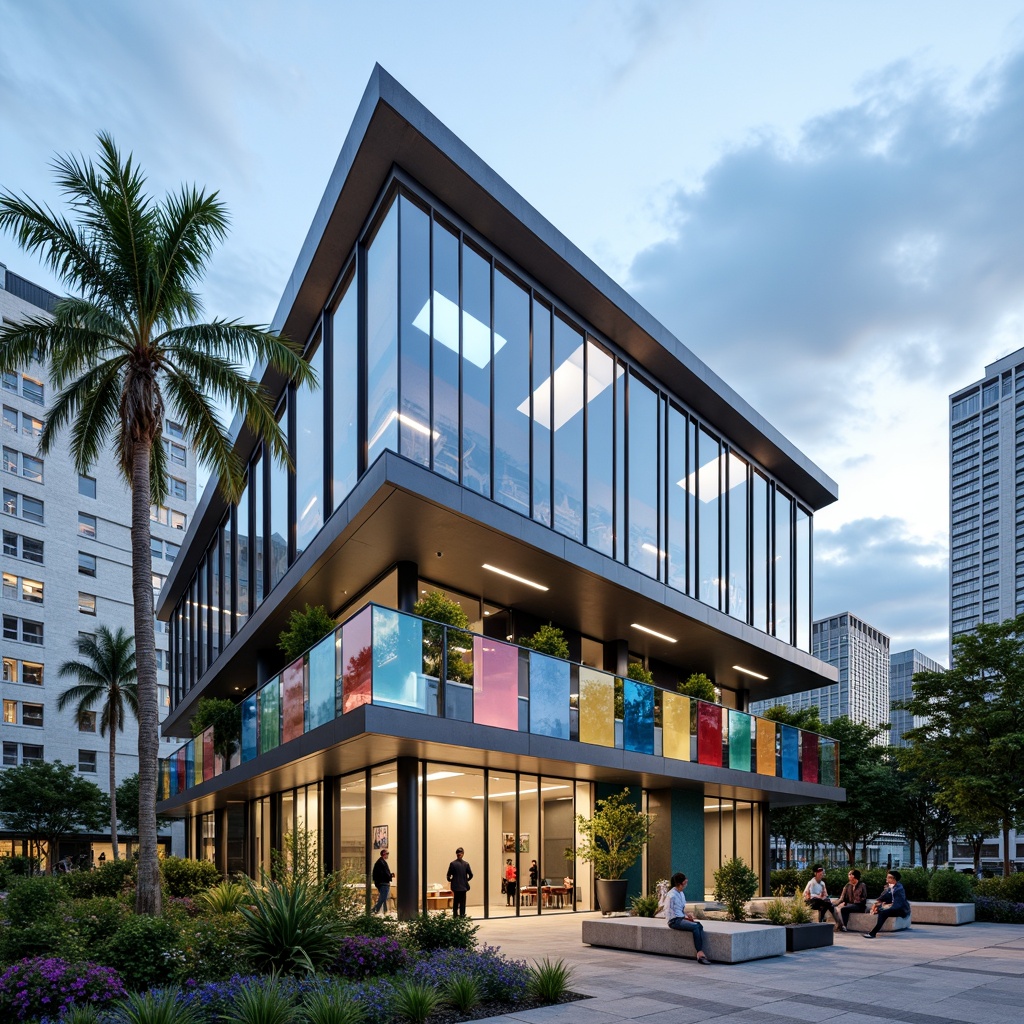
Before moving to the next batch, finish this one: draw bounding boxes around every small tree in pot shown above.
[575,788,655,914]
[713,857,759,921]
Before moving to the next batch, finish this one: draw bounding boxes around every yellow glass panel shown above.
[579,667,615,747]
[663,692,691,760]
[193,739,203,787]
[756,718,776,775]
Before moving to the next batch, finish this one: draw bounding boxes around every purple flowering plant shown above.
[0,957,126,1022]
[332,935,409,980]
[410,945,530,1003]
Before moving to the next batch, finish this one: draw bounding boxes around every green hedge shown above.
[160,856,222,897]
[975,874,1024,902]
[770,866,932,901]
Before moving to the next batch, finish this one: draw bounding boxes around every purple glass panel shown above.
[342,608,372,713]
[696,702,723,766]
[202,728,214,782]
[281,658,305,742]
[473,636,519,729]
[801,731,819,783]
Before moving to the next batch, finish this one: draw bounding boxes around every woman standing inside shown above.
[504,858,518,906]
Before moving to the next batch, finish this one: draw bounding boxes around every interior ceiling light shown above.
[630,623,677,643]
[372,770,462,792]
[473,783,569,800]
[733,665,768,680]
[367,409,439,451]
[482,563,548,591]
[413,292,508,369]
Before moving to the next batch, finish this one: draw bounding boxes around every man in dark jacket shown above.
[446,847,473,917]
[371,848,394,914]
[863,870,910,938]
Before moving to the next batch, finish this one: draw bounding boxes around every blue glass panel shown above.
[185,740,195,789]
[372,607,425,711]
[241,693,258,762]
[308,629,337,730]
[168,757,178,797]
[623,678,655,754]
[780,725,799,780]
[528,652,570,739]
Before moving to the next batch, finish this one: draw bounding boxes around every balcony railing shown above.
[160,604,839,799]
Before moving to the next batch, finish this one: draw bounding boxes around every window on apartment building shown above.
[151,504,168,525]
[21,744,43,763]
[3,700,15,724]
[78,593,96,616]
[21,578,42,604]
[21,620,43,644]
[3,490,43,523]
[151,538,162,560]
[164,440,187,466]
[2,743,16,766]
[170,477,187,500]
[165,542,179,562]
[21,703,43,728]
[22,537,43,563]
[78,474,96,498]
[2,573,14,600]
[78,512,96,539]
[21,377,43,404]
[1,372,16,393]
[158,684,170,709]
[165,420,184,439]
[78,552,97,577]
[4,448,43,483]
[1,406,15,430]
[1,657,15,682]
[170,510,186,531]
[78,710,97,732]
[78,750,97,773]
[22,414,42,438]
[22,662,42,685]
[2,616,16,641]
[2,530,15,556]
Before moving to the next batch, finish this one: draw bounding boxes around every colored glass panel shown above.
[158,759,168,800]
[342,608,372,712]
[756,718,776,775]
[697,702,723,766]
[168,756,178,798]
[529,652,570,739]
[186,739,197,789]
[578,667,615,747]
[801,731,819,783]
[175,748,186,793]
[259,678,280,755]
[241,693,258,762]
[473,636,518,728]
[780,725,799,779]
[728,710,752,771]
[820,738,837,786]
[623,678,655,754]
[662,692,691,761]
[281,658,305,742]
[202,728,214,782]
[307,629,336,730]
[373,607,425,711]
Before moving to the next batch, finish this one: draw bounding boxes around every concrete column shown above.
[322,776,338,875]
[396,756,420,919]
[603,639,628,676]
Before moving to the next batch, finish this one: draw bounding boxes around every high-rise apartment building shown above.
[948,348,1024,648]
[751,612,890,738]
[0,262,194,865]
[888,648,943,747]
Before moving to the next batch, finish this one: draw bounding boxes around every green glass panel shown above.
[259,677,280,754]
[728,710,752,770]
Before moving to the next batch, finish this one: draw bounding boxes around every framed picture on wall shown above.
[519,833,529,853]
[372,824,389,850]
[502,832,515,853]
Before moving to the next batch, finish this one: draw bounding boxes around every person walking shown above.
[504,858,518,906]
[371,847,394,915]
[446,847,473,917]
[666,872,709,964]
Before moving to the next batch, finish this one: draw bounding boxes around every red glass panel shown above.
[281,658,306,742]
[342,608,372,712]
[175,748,187,792]
[801,731,819,783]
[473,636,518,728]
[202,728,214,782]
[696,702,723,766]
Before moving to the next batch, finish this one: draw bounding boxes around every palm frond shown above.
[0,314,58,373]
[40,360,124,468]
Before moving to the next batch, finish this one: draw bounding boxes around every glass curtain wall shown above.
[295,334,324,558]
[703,797,763,898]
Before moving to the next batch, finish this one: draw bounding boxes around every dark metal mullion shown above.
[528,295,534,520]
[323,310,334,516]
[428,218,435,473]
[396,198,404,459]
[582,337,589,547]
[420,760,428,914]
[483,770,490,918]
[458,235,464,488]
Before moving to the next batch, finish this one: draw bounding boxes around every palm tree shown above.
[58,627,139,862]
[0,135,315,914]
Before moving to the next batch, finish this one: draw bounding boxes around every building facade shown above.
[1,262,194,865]
[156,67,844,913]
[888,647,943,748]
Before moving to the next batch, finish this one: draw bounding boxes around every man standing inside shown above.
[447,846,473,917]
[372,847,394,915]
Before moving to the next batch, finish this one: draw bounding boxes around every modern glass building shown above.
[156,67,842,914]
[888,648,943,748]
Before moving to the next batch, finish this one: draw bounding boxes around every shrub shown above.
[975,873,1024,903]
[343,914,401,940]
[860,868,890,898]
[528,958,574,1003]
[518,624,569,659]
[928,870,975,903]
[223,978,299,1024]
[899,868,931,902]
[390,979,438,1024]
[199,881,248,915]
[109,989,204,1024]
[974,896,1024,923]
[763,896,790,925]
[279,605,337,661]
[331,935,408,981]
[102,914,181,990]
[0,921,66,964]
[441,975,482,1013]
[402,911,478,952]
[162,857,222,898]
[787,895,812,924]
[59,896,131,961]
[175,913,244,983]
[62,858,137,899]
[410,945,530,1004]
[713,858,759,921]
[4,875,64,927]
[769,869,801,896]
[300,985,367,1024]
[0,957,126,1021]
[629,891,660,917]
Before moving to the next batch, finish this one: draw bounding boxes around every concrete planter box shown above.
[583,916,786,963]
[750,919,834,951]
[909,902,974,925]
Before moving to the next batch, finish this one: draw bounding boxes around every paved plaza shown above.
[471,913,1024,1024]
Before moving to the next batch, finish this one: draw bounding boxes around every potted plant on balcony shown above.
[575,788,655,915]
[518,623,570,659]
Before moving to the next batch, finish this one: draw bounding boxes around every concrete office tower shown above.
[948,348,1024,651]
[888,648,943,747]
[751,612,891,739]
[0,262,195,865]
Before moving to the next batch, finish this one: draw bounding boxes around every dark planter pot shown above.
[596,878,629,915]
[750,920,834,951]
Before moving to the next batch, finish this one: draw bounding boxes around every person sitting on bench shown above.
[863,870,909,938]
[803,865,842,927]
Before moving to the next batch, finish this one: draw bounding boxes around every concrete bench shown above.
[844,908,911,933]
[583,916,786,963]
[906,902,974,925]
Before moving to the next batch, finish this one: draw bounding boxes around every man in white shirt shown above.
[666,872,710,964]
[802,865,841,927]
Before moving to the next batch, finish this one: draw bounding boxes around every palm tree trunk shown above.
[109,721,120,861]
[132,440,162,916]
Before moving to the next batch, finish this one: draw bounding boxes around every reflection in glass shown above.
[372,607,425,711]
[252,450,264,607]
[367,201,398,464]
[528,653,570,739]
[667,406,687,591]
[586,342,615,556]
[623,678,654,754]
[268,399,289,591]
[259,679,280,755]
[697,702,723,766]
[727,710,751,770]
[493,270,531,516]
[399,198,431,466]
[800,731,819,783]
[780,725,799,779]
[727,453,747,620]
[578,667,614,747]
[307,629,336,730]
[532,300,552,526]
[332,270,359,507]
[241,693,257,762]
[697,428,721,609]
[662,692,691,760]
[462,244,491,495]
[795,506,810,652]
[342,609,372,713]
[752,472,768,632]
[281,659,305,743]
[210,535,221,655]
[552,316,584,541]
[295,336,324,557]
[432,220,460,480]
[473,637,518,728]
[628,373,660,578]
[775,490,793,643]
[755,717,776,775]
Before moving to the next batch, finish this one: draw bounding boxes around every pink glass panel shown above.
[282,658,306,742]
[473,636,519,729]
[801,731,819,783]
[696,702,723,766]
[342,608,372,712]
[202,728,214,782]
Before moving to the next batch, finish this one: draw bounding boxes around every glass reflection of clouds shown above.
[517,343,623,431]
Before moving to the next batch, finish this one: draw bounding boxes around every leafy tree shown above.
[713,857,760,920]
[116,773,174,837]
[676,672,718,703]
[57,626,138,862]
[413,591,472,683]
[518,623,569,659]
[893,751,956,868]
[574,788,655,879]
[189,696,241,761]
[0,135,315,913]
[626,662,654,684]
[278,603,336,661]
[760,703,824,733]
[899,615,1024,876]
[0,760,108,873]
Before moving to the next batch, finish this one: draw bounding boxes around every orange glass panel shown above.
[663,692,691,760]
[756,718,776,775]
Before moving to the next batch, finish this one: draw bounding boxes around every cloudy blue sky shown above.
[4,1,1024,662]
